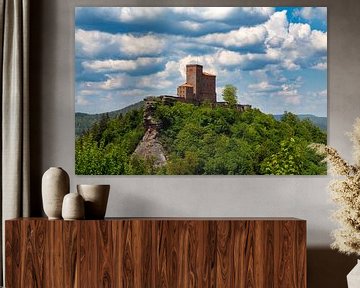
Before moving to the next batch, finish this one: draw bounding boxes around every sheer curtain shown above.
[0,0,30,284]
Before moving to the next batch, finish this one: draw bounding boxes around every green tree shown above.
[260,137,306,175]
[222,84,238,107]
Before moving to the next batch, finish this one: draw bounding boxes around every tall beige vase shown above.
[77,184,110,219]
[42,167,70,219]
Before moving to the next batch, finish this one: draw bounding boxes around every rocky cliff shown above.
[133,97,167,167]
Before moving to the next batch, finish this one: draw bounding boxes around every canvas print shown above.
[75,7,327,175]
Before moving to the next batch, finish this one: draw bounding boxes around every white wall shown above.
[30,0,360,249]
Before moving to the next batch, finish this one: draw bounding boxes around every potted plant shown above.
[310,118,360,287]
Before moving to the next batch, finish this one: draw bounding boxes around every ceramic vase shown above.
[42,167,70,219]
[62,192,85,220]
[347,259,360,287]
[77,184,110,219]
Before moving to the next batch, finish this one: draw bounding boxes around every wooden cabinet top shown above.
[6,217,305,222]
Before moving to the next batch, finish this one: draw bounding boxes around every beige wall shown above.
[29,1,360,286]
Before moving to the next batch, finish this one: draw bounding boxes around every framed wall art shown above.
[75,7,327,175]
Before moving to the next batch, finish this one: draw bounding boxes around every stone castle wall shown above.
[200,74,216,103]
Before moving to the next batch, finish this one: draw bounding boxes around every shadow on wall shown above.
[29,0,45,216]
[308,248,357,288]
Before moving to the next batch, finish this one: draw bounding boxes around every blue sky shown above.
[75,7,327,116]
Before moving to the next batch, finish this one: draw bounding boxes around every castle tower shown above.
[186,64,203,101]
[177,64,216,103]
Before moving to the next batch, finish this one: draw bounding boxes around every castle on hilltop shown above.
[144,63,251,111]
[136,64,251,165]
[177,64,216,104]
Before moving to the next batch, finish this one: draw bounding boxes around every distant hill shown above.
[75,100,144,137]
[272,114,327,131]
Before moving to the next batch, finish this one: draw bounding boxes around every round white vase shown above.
[77,184,110,219]
[62,192,85,220]
[347,259,360,288]
[42,167,70,219]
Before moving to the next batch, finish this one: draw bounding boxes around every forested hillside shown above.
[75,101,144,137]
[273,114,327,131]
[75,101,327,175]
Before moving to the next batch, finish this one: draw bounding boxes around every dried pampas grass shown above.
[310,118,360,256]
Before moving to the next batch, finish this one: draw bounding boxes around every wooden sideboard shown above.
[5,218,306,287]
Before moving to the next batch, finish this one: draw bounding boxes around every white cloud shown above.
[217,49,280,70]
[196,10,327,71]
[178,55,217,78]
[100,75,127,90]
[77,7,169,23]
[199,25,267,48]
[281,59,300,71]
[281,24,326,58]
[174,7,237,21]
[117,7,167,22]
[312,89,327,97]
[199,10,327,70]
[78,60,181,100]
[120,34,166,56]
[248,81,280,93]
[284,23,327,69]
[309,30,327,52]
[264,11,289,43]
[78,7,275,25]
[319,89,327,97]
[173,7,232,20]
[216,50,242,66]
[266,36,284,48]
[173,7,274,22]
[312,61,327,70]
[79,74,130,92]
[137,77,172,90]
[76,29,111,57]
[76,29,166,57]
[263,12,327,70]
[297,7,327,21]
[120,89,150,97]
[289,22,311,39]
[78,89,95,96]
[180,20,204,31]
[247,71,304,106]
[76,95,90,106]
[158,60,182,80]
[76,9,327,74]
[241,7,276,18]
[278,84,301,104]
[173,49,281,81]
[82,57,163,73]
[137,61,180,90]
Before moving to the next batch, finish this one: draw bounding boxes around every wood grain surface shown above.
[5,218,306,287]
